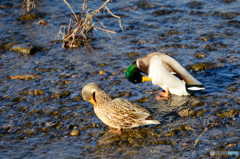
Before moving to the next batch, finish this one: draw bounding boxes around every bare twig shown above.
[95,27,116,34]
[92,0,110,16]
[11,75,42,80]
[193,127,208,147]
[105,5,124,33]
[59,0,124,49]
[63,0,79,23]
[83,0,87,10]
[65,22,82,41]
[22,0,39,13]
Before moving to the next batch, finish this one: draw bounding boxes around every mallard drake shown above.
[81,83,160,134]
[126,52,205,99]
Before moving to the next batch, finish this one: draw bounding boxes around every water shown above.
[0,0,240,158]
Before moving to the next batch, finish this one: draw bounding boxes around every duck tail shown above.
[143,120,160,125]
[186,83,205,95]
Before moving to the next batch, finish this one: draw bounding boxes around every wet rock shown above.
[51,91,71,99]
[33,90,43,95]
[204,44,214,51]
[11,97,25,102]
[181,124,194,131]
[136,0,149,8]
[190,63,207,71]
[197,109,206,116]
[42,122,56,133]
[70,93,82,101]
[178,108,196,117]
[36,68,55,72]
[194,53,206,59]
[135,97,148,103]
[164,29,182,36]
[29,109,38,114]
[151,9,175,16]
[0,2,14,9]
[190,99,204,107]
[72,96,81,101]
[165,129,178,137]
[64,42,81,49]
[213,11,239,19]
[110,80,121,85]
[217,109,239,119]
[11,44,40,55]
[126,52,139,58]
[216,42,228,48]
[199,35,213,42]
[70,129,80,136]
[120,91,132,97]
[197,111,204,116]
[52,111,59,116]
[19,13,39,21]
[4,42,18,50]
[221,0,236,3]
[228,87,237,92]
[99,70,106,75]
[189,10,209,16]
[186,1,205,9]
[227,20,240,28]
[97,63,107,67]
[152,139,171,145]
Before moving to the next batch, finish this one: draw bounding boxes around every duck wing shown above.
[157,53,203,85]
[107,98,150,119]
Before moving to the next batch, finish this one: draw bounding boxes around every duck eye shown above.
[134,80,138,83]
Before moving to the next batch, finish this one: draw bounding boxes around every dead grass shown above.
[57,0,124,49]
[22,0,39,13]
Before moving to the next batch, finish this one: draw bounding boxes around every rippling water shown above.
[0,0,240,158]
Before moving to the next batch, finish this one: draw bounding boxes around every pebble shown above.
[11,44,39,55]
[70,129,80,136]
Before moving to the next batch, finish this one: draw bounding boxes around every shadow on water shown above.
[0,0,240,158]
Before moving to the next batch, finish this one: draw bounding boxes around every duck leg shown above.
[108,127,122,135]
[156,88,169,100]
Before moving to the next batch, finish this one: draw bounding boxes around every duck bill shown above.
[142,76,152,82]
[89,98,97,107]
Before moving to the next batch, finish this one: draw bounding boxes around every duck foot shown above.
[108,127,122,135]
[156,88,169,100]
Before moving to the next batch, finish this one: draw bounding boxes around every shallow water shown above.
[0,0,240,158]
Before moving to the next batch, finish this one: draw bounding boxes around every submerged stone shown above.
[136,0,149,8]
[5,42,18,49]
[33,90,43,96]
[151,9,174,16]
[195,53,206,59]
[99,70,106,75]
[186,1,205,9]
[165,129,178,137]
[72,96,81,101]
[190,63,207,71]
[221,0,236,3]
[11,44,40,55]
[178,108,196,117]
[197,111,204,116]
[204,44,214,51]
[0,2,14,9]
[19,13,38,21]
[70,129,80,136]
[227,20,240,28]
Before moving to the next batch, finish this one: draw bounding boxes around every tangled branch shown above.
[57,0,124,49]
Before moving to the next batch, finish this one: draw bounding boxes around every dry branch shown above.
[22,0,39,13]
[11,75,42,80]
[58,0,124,49]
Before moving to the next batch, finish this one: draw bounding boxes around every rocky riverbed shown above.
[0,0,239,158]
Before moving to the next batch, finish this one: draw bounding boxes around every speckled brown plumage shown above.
[82,83,160,131]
